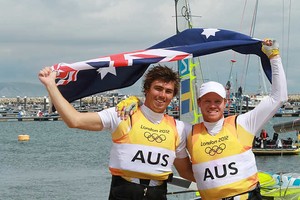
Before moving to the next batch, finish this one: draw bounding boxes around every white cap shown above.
[198,81,226,99]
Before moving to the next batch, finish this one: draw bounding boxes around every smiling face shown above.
[198,92,227,122]
[144,80,175,113]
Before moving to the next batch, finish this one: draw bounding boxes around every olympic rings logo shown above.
[144,132,166,143]
[205,143,226,156]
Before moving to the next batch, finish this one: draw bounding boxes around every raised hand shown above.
[262,38,280,59]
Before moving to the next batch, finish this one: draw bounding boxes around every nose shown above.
[158,90,167,98]
[209,102,217,108]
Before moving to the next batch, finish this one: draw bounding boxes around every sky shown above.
[0,0,299,95]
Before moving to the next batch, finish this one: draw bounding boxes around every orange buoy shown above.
[18,134,30,141]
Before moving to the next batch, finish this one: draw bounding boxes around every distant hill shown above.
[0,82,46,98]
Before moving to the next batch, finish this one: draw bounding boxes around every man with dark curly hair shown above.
[38,64,193,200]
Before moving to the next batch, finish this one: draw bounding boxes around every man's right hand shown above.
[38,66,57,87]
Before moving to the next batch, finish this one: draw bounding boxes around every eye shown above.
[204,100,211,104]
[153,86,163,91]
[166,89,174,94]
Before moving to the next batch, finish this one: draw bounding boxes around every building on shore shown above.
[1,93,300,121]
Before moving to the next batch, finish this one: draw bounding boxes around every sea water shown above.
[1,117,299,200]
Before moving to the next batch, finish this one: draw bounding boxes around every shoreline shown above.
[0,94,300,103]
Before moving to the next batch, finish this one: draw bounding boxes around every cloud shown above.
[0,0,299,94]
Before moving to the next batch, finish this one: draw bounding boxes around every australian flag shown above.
[51,28,271,103]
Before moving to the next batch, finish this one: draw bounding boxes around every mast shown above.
[174,0,202,124]
[174,0,180,34]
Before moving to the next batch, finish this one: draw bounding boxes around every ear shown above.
[197,98,201,107]
[144,89,149,96]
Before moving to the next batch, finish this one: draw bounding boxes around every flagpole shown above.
[174,0,181,121]
[174,0,180,34]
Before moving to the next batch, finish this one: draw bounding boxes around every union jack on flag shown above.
[51,28,272,103]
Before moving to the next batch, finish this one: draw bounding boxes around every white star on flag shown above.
[97,65,117,79]
[201,28,220,39]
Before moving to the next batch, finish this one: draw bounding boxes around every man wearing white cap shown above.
[117,39,287,199]
[197,81,227,123]
[186,39,288,200]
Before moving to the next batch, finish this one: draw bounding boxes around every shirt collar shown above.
[140,104,164,124]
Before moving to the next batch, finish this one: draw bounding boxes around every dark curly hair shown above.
[142,65,179,96]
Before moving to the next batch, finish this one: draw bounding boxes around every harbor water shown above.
[1,117,299,200]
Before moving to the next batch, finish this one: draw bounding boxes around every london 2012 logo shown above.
[205,143,226,156]
[144,132,166,143]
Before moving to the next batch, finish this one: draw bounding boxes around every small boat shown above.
[252,138,300,155]
[253,127,300,155]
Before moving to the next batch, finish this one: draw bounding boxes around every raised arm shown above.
[38,67,103,131]
[238,39,288,135]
